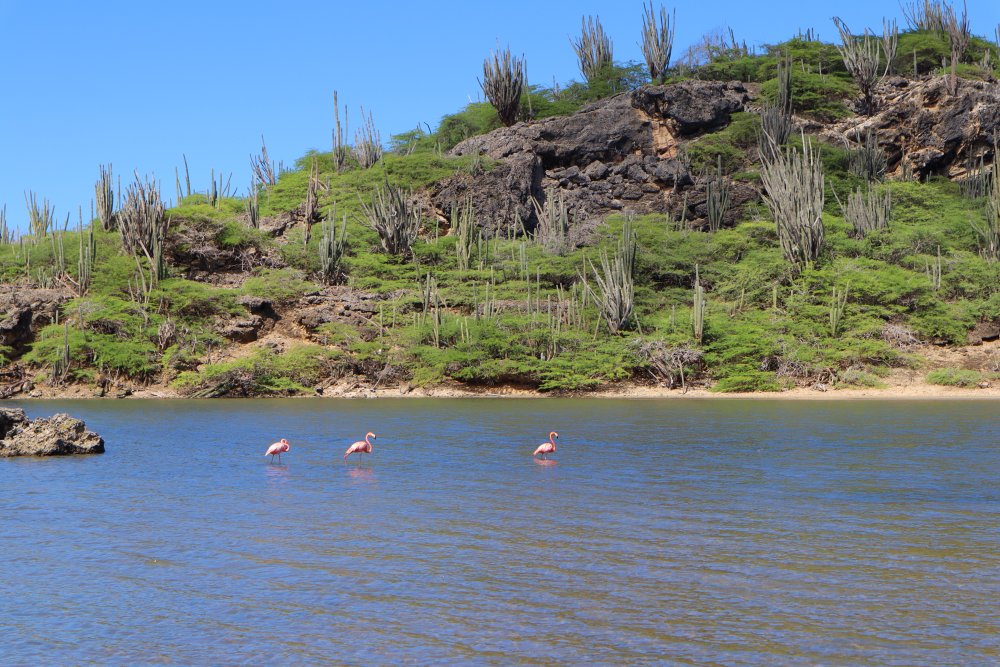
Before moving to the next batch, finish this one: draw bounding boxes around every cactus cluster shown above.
[361,180,421,256]
[480,48,525,127]
[760,136,825,268]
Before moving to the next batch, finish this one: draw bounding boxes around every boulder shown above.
[967,322,1000,346]
[0,409,104,457]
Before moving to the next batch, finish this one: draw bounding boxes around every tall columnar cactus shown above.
[840,185,891,238]
[572,15,613,83]
[758,52,793,163]
[25,191,55,239]
[847,128,887,182]
[0,205,9,244]
[974,156,1000,261]
[530,188,571,255]
[354,107,382,169]
[943,1,970,62]
[480,47,525,127]
[881,18,899,76]
[119,173,169,285]
[452,197,478,271]
[760,135,825,268]
[833,17,887,115]
[829,284,849,337]
[360,180,421,256]
[942,1,970,94]
[95,164,116,231]
[901,0,947,31]
[246,181,260,229]
[250,137,277,188]
[75,214,96,297]
[318,210,348,284]
[705,156,731,232]
[640,2,675,84]
[585,221,636,334]
[303,158,320,245]
[692,270,706,343]
[332,90,350,171]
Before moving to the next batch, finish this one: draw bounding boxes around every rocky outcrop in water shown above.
[0,408,105,457]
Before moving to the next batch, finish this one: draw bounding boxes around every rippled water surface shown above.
[2,399,999,665]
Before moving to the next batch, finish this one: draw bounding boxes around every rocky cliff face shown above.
[433,76,1000,238]
[0,289,71,355]
[828,77,1000,180]
[433,81,752,235]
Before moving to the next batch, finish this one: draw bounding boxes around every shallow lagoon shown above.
[2,399,998,665]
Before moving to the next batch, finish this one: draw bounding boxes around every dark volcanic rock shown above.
[0,288,72,356]
[0,409,104,457]
[831,77,1000,180]
[451,81,749,168]
[430,153,543,236]
[631,81,751,137]
[435,81,750,231]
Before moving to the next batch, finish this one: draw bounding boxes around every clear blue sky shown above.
[0,1,997,231]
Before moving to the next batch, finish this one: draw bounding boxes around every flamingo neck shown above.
[365,434,373,446]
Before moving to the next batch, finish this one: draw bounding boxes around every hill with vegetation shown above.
[2,1,1000,398]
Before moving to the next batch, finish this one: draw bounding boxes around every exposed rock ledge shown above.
[0,408,105,457]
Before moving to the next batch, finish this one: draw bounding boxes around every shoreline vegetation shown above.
[18,370,1000,401]
[4,2,1000,401]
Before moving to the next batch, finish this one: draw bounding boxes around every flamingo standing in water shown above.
[533,432,558,459]
[265,438,290,463]
[344,432,376,462]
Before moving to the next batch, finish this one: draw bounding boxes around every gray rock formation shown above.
[0,408,105,457]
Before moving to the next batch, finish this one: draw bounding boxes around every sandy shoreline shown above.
[8,378,1000,401]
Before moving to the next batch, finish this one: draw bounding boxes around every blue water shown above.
[2,399,999,665]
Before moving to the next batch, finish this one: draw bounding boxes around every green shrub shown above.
[25,322,158,380]
[241,268,316,304]
[761,70,855,121]
[926,368,982,388]
[174,345,341,396]
[837,366,884,388]
[712,369,782,392]
[686,112,760,173]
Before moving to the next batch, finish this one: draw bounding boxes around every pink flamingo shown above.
[264,438,290,463]
[533,431,558,459]
[344,432,376,462]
